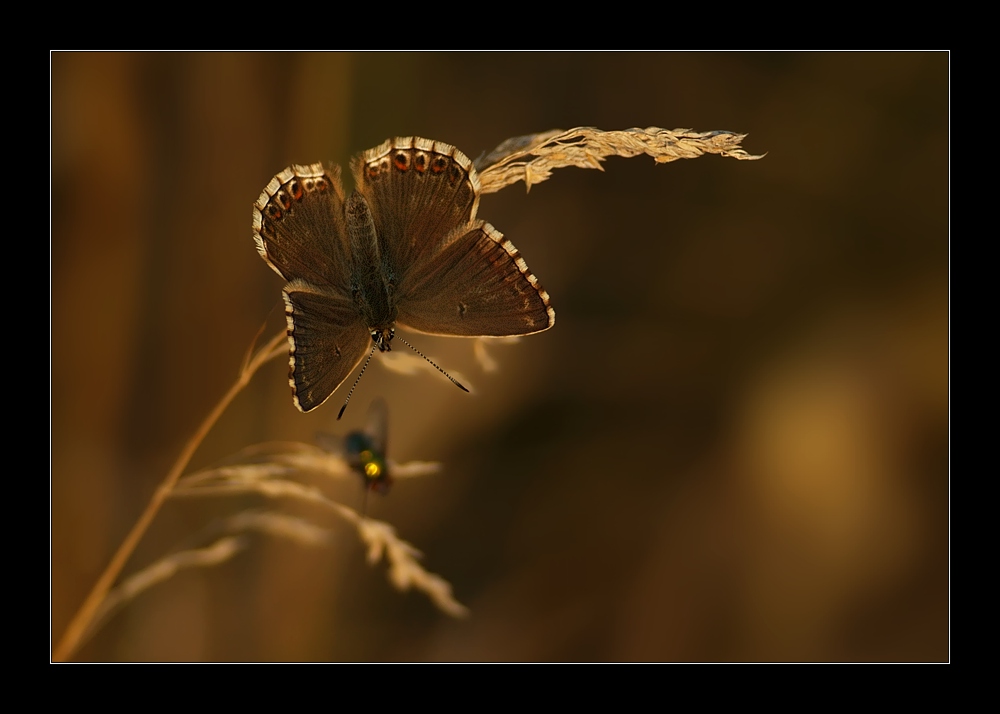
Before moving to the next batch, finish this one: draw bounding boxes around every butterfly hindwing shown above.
[283,279,370,412]
[253,163,352,291]
[395,222,555,337]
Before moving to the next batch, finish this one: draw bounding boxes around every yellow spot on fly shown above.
[365,462,381,477]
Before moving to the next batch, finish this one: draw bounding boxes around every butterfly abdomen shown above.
[345,191,397,338]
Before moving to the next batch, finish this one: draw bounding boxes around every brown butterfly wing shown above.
[282,279,369,412]
[395,222,554,337]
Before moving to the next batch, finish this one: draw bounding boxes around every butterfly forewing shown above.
[353,138,480,279]
[282,280,370,412]
[396,223,555,336]
[253,164,352,291]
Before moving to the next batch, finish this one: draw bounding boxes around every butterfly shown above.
[253,137,555,414]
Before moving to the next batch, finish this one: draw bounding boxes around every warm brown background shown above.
[52,52,948,662]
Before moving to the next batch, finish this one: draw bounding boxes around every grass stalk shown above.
[54,331,287,661]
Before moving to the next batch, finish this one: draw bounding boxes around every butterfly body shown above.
[254,137,554,412]
[343,191,396,352]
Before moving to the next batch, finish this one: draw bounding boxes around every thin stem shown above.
[53,331,287,661]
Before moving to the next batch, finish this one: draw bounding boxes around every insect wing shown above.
[362,397,389,455]
[282,280,369,412]
[395,222,554,337]
[353,137,479,284]
[253,163,352,291]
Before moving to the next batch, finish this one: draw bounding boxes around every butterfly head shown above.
[371,326,394,353]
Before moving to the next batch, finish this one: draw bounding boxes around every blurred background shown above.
[52,52,948,662]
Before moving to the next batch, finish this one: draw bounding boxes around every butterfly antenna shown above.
[396,336,470,393]
[338,346,377,420]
